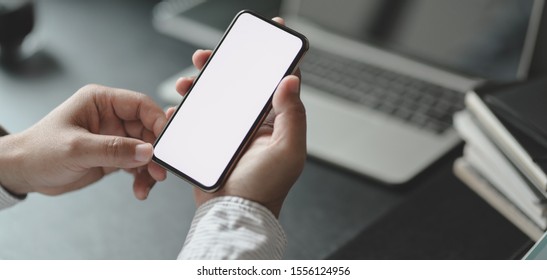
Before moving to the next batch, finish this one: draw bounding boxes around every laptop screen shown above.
[292,0,540,81]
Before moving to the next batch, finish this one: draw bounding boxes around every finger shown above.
[166,107,176,119]
[271,75,306,150]
[92,85,168,137]
[272,17,285,25]
[76,134,154,169]
[124,120,145,139]
[262,109,276,127]
[133,169,157,200]
[96,112,125,137]
[123,122,156,147]
[175,76,195,96]
[145,107,176,177]
[146,106,175,181]
[141,129,156,145]
[192,49,212,70]
[148,162,167,182]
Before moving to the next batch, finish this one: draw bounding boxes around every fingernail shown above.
[135,143,152,162]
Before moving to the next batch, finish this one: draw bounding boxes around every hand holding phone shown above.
[153,11,309,192]
[175,65,305,216]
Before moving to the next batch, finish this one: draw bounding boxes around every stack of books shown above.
[453,78,547,241]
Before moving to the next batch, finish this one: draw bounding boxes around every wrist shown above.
[0,132,31,196]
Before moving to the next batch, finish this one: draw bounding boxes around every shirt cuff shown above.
[0,185,23,210]
[178,196,287,260]
[1,126,23,209]
[0,125,8,137]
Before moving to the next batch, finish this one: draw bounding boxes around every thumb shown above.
[271,75,306,150]
[77,134,153,169]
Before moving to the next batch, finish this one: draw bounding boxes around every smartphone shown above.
[153,10,309,192]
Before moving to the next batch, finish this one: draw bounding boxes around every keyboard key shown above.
[409,113,429,127]
[394,108,413,120]
[423,120,448,134]
[377,103,397,114]
[300,48,465,134]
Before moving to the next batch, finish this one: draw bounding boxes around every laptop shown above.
[154,0,543,184]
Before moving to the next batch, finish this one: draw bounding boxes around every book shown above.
[453,158,544,241]
[465,79,547,193]
[463,145,547,225]
[454,111,547,229]
[454,111,546,205]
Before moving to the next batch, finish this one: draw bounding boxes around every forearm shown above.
[178,196,287,260]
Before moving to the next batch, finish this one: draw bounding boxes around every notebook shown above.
[454,157,544,241]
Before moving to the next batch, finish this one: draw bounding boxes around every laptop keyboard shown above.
[300,48,465,134]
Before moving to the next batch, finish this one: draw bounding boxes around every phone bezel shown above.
[152,10,309,192]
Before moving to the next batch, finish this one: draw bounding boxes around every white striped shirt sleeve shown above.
[178,196,287,260]
[0,185,21,210]
[0,126,21,210]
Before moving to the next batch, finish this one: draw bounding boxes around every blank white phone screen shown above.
[154,12,305,188]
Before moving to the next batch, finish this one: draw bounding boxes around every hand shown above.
[171,18,306,217]
[0,84,168,200]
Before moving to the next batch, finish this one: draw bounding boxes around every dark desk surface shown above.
[0,0,532,259]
